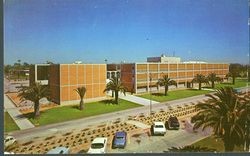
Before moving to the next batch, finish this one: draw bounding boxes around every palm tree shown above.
[191,87,246,151]
[207,73,221,88]
[192,74,208,90]
[74,86,87,110]
[104,76,126,104]
[18,82,50,119]
[229,64,241,85]
[167,145,216,152]
[157,75,177,96]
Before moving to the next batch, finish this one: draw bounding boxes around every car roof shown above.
[47,147,69,154]
[115,131,126,137]
[92,137,107,144]
[154,122,164,125]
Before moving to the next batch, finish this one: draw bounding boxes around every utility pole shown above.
[149,73,152,115]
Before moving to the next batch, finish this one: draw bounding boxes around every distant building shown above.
[109,55,229,94]
[147,54,181,63]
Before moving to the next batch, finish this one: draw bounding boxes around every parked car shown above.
[112,131,127,148]
[46,147,70,154]
[4,151,14,154]
[152,122,166,135]
[87,137,108,154]
[4,136,17,149]
[166,116,180,130]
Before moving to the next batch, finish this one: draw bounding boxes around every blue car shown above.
[112,131,127,148]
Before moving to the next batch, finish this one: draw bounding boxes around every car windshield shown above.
[91,143,104,149]
[155,125,163,128]
[116,136,124,140]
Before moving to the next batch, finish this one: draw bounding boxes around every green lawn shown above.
[192,136,244,152]
[4,112,20,132]
[137,89,211,102]
[24,99,142,126]
[203,78,249,89]
[215,78,249,89]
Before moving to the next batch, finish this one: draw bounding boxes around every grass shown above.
[215,78,249,89]
[204,78,249,89]
[24,99,142,126]
[192,136,244,152]
[137,89,211,102]
[4,112,20,132]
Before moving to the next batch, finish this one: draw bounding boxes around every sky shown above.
[4,0,249,65]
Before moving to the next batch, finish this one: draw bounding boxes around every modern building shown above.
[111,56,229,94]
[147,54,181,63]
[29,64,50,86]
[30,63,106,105]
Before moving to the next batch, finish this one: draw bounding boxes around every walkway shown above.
[108,92,159,106]
[4,94,35,130]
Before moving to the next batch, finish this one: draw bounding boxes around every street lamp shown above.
[149,73,152,115]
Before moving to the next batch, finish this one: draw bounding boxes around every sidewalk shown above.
[108,92,159,106]
[4,94,35,130]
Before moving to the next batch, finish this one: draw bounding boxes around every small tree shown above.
[192,74,208,90]
[74,86,87,110]
[157,75,177,96]
[18,83,50,119]
[104,76,126,104]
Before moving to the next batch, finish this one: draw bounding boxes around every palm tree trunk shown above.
[232,76,235,85]
[34,101,40,119]
[115,90,119,104]
[165,85,168,96]
[223,131,235,151]
[79,99,83,110]
[212,81,215,88]
[199,82,202,90]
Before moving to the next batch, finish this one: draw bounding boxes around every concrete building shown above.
[147,54,181,63]
[30,64,106,105]
[29,64,50,86]
[113,56,229,94]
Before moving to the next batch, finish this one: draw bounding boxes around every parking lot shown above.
[109,119,212,153]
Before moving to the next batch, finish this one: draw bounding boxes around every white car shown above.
[152,122,166,135]
[87,137,108,154]
[4,151,14,154]
[46,147,70,154]
[4,136,17,148]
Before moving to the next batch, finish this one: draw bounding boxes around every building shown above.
[147,54,181,63]
[29,64,50,86]
[112,56,229,94]
[30,63,106,105]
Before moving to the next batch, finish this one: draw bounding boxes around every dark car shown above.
[166,116,180,130]
[112,131,127,148]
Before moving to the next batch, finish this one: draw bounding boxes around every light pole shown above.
[149,73,152,115]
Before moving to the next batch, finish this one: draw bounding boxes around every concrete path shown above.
[119,94,159,106]
[108,91,159,106]
[4,94,35,130]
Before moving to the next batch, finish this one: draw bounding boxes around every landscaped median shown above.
[4,112,20,132]
[137,89,211,102]
[23,99,142,126]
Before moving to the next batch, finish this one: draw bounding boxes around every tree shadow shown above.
[102,99,117,105]
[152,93,165,96]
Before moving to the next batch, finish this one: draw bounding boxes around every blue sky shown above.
[4,0,249,64]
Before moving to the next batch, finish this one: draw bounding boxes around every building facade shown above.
[30,64,107,105]
[119,62,229,94]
